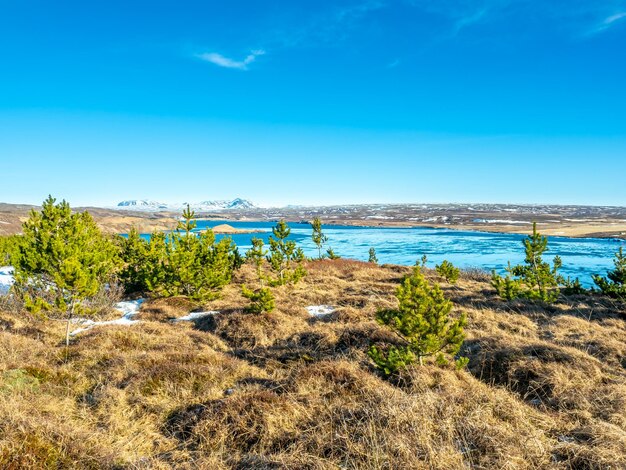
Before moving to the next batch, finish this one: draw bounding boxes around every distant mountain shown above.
[117,200,169,210]
[115,198,256,211]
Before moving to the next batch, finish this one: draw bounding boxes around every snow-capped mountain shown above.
[115,198,256,211]
[117,200,169,210]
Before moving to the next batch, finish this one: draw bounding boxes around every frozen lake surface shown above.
[193,220,625,287]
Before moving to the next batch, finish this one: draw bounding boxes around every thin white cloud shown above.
[603,11,626,26]
[196,49,266,70]
[586,11,626,35]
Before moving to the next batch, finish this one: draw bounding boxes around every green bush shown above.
[593,247,626,299]
[368,247,378,264]
[241,286,275,314]
[326,248,340,260]
[0,235,22,266]
[368,267,467,376]
[562,277,587,296]
[492,223,563,303]
[118,206,239,301]
[435,260,460,284]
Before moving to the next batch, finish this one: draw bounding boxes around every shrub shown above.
[311,217,328,260]
[158,206,238,301]
[435,260,460,284]
[117,227,149,294]
[266,220,306,286]
[118,206,239,301]
[11,196,119,346]
[593,246,626,299]
[368,267,467,375]
[492,223,563,303]
[245,237,267,284]
[326,248,340,260]
[241,286,275,314]
[562,277,587,296]
[368,247,378,264]
[0,234,22,266]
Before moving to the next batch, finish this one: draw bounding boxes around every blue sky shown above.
[1,0,625,207]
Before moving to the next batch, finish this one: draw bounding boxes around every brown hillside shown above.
[1,260,625,468]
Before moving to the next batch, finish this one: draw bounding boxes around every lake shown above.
[186,220,625,287]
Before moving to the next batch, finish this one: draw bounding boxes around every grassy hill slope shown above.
[1,260,625,469]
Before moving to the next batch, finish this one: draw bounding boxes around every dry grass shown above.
[1,260,626,468]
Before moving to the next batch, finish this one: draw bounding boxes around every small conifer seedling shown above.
[593,247,626,299]
[435,260,460,284]
[492,223,563,303]
[369,267,467,376]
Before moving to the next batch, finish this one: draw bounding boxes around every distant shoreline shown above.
[196,218,626,241]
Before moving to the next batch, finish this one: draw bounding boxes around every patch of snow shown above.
[0,266,15,295]
[472,219,532,225]
[172,311,219,322]
[306,305,336,317]
[70,299,144,336]
[114,299,145,319]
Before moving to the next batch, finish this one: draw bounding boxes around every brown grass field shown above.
[1,260,626,469]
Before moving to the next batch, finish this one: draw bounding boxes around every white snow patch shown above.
[472,219,532,225]
[306,305,336,317]
[70,299,144,336]
[172,311,219,322]
[0,266,15,295]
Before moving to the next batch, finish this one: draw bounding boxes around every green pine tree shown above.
[117,227,149,294]
[11,196,119,346]
[326,247,341,260]
[0,235,21,266]
[241,285,275,314]
[593,247,626,299]
[311,217,328,260]
[266,220,306,285]
[133,206,238,301]
[492,222,563,303]
[368,247,378,264]
[435,260,460,284]
[246,237,268,284]
[368,267,467,375]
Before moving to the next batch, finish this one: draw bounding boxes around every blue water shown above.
[143,220,625,287]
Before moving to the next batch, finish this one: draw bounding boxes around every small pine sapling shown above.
[246,237,268,284]
[593,247,626,299]
[562,277,587,296]
[435,260,460,284]
[267,220,306,285]
[492,223,563,303]
[368,247,378,264]
[368,267,467,376]
[311,217,328,260]
[241,285,275,314]
[326,247,341,260]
